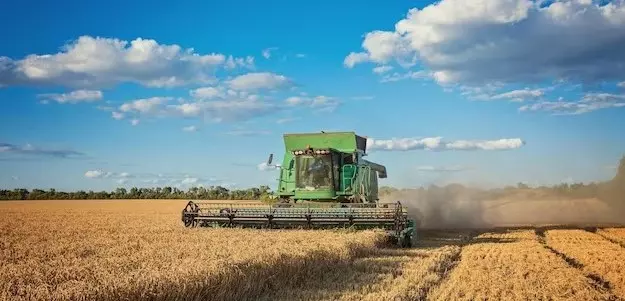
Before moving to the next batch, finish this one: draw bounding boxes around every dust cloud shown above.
[380,185,625,230]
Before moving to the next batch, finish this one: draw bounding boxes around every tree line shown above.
[3,156,624,204]
[0,185,273,201]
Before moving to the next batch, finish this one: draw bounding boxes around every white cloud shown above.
[115,95,278,124]
[0,36,253,88]
[519,93,625,115]
[112,111,124,120]
[182,125,198,132]
[37,89,103,104]
[227,72,291,90]
[119,97,172,114]
[224,55,255,70]
[444,139,525,150]
[190,86,224,99]
[295,53,306,58]
[85,170,113,179]
[171,102,203,117]
[366,137,525,151]
[285,96,305,106]
[618,81,625,88]
[344,52,370,68]
[380,71,431,83]
[262,47,278,59]
[373,65,393,74]
[345,0,625,86]
[131,119,140,126]
[487,88,545,102]
[169,99,276,122]
[416,165,471,172]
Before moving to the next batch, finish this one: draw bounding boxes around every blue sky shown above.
[1,0,625,191]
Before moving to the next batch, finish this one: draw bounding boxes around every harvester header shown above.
[181,131,417,247]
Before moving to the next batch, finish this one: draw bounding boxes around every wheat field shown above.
[1,199,625,301]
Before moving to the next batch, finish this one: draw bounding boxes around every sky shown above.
[1,0,625,191]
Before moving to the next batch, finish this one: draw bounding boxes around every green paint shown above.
[275,131,384,203]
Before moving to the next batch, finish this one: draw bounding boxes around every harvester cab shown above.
[272,132,385,204]
[181,131,417,248]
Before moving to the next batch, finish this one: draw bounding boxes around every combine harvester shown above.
[181,131,417,247]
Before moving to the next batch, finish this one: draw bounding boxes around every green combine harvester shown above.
[181,131,417,247]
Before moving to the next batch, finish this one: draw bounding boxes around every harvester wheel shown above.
[400,234,412,248]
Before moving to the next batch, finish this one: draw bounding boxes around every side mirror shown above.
[267,153,273,165]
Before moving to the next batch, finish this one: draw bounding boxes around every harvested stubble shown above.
[266,245,461,301]
[0,200,388,301]
[545,229,625,299]
[427,230,610,301]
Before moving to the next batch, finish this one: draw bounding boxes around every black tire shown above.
[401,235,412,248]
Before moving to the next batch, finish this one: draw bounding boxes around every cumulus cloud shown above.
[170,99,277,122]
[373,65,394,74]
[0,35,253,88]
[519,93,625,115]
[37,89,103,104]
[114,95,278,123]
[366,137,525,151]
[345,0,625,86]
[190,86,224,99]
[618,81,625,88]
[0,142,84,158]
[227,72,291,90]
[85,170,113,179]
[119,97,172,114]
[130,119,140,126]
[344,52,371,68]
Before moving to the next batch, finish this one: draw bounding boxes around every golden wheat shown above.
[427,230,609,301]
[4,200,625,301]
[265,245,461,301]
[596,228,625,247]
[545,229,625,299]
[0,200,387,301]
